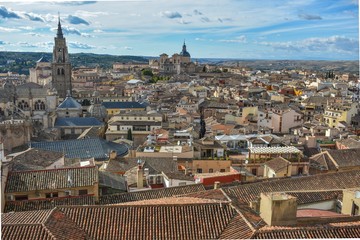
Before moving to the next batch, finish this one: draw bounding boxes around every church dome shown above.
[180,41,191,57]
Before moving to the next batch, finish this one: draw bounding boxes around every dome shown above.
[180,41,191,57]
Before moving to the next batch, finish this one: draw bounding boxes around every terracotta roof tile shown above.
[2,209,88,240]
[5,166,98,193]
[60,203,239,240]
[100,184,205,205]
[4,195,96,213]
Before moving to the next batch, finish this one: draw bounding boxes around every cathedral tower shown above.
[51,16,72,99]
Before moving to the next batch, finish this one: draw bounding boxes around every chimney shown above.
[109,150,117,160]
[214,181,220,189]
[260,192,297,226]
[137,159,144,188]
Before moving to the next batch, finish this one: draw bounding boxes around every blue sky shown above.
[0,0,358,60]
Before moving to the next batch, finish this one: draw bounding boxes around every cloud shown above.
[124,46,133,50]
[54,26,92,37]
[200,17,210,23]
[160,11,182,19]
[193,9,203,15]
[178,19,191,24]
[217,17,232,23]
[68,41,95,49]
[298,13,322,20]
[19,26,34,30]
[56,1,97,6]
[0,26,20,32]
[26,32,44,37]
[24,12,45,22]
[0,6,21,19]
[220,35,247,43]
[18,42,37,48]
[67,15,90,25]
[93,29,104,33]
[259,36,358,53]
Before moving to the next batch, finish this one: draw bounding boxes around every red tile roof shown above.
[60,203,246,240]
[2,209,88,239]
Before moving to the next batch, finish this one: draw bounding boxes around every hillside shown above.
[0,52,148,74]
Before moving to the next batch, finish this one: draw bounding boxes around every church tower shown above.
[51,15,72,99]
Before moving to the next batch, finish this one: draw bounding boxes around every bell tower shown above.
[51,14,72,99]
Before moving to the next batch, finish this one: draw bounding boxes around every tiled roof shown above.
[10,148,63,171]
[336,138,360,148]
[264,157,290,172]
[2,209,88,240]
[222,170,360,205]
[286,190,342,205]
[4,195,96,213]
[98,171,127,191]
[5,166,98,193]
[30,138,128,160]
[57,96,82,109]
[99,184,205,205]
[102,101,145,109]
[327,148,360,168]
[252,222,360,239]
[60,203,241,240]
[54,117,103,127]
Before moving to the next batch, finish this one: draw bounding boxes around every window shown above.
[220,169,225,172]
[46,192,58,198]
[148,176,154,184]
[156,176,162,184]
[15,195,28,201]
[78,189,88,195]
[65,190,71,196]
[197,168,203,173]
[298,167,303,175]
[251,168,257,176]
[209,168,214,173]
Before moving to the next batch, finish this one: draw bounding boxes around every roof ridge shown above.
[9,165,96,173]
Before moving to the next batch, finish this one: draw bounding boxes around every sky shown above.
[0,0,358,60]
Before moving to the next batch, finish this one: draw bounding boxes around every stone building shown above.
[159,41,196,74]
[29,56,52,86]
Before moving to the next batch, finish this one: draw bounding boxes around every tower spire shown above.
[57,12,64,39]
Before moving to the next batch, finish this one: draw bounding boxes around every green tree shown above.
[127,128,133,141]
[141,69,153,77]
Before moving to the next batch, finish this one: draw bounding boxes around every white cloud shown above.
[68,41,95,49]
[259,35,358,53]
[124,46,133,50]
[0,26,20,32]
[219,35,247,43]
[160,11,182,19]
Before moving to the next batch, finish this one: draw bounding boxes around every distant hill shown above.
[0,51,358,75]
[198,59,359,74]
[0,51,148,74]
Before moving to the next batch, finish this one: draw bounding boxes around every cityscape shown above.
[1,1,360,240]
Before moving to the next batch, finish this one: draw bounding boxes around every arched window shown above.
[57,68,60,75]
[61,69,65,75]
[17,100,29,110]
[35,100,45,110]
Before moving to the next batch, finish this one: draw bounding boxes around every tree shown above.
[199,107,206,139]
[127,128,133,141]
